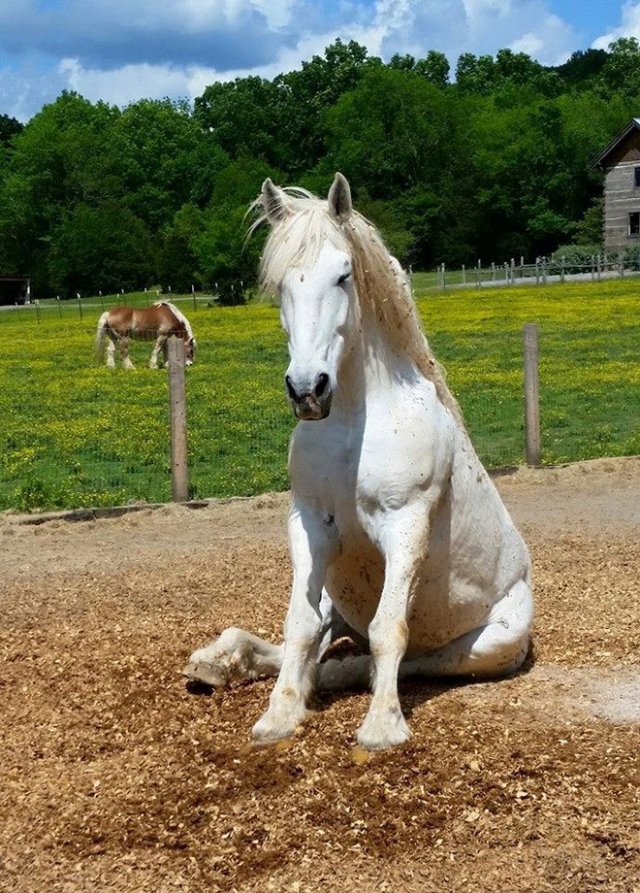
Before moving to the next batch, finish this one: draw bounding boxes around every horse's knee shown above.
[368,616,408,659]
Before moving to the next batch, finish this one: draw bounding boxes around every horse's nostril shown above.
[285,375,299,401]
[315,373,329,398]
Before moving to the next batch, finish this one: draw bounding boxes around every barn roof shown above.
[592,117,640,168]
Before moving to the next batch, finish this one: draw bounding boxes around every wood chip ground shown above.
[1,457,639,893]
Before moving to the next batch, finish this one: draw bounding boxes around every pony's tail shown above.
[94,311,110,362]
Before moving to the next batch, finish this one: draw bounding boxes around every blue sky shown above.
[0,0,637,121]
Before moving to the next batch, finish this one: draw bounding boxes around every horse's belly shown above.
[325,534,502,655]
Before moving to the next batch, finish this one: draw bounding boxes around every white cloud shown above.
[593,1,640,48]
[371,0,578,67]
[58,59,196,108]
[0,0,583,121]
[510,33,545,56]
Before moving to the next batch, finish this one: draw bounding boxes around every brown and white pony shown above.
[95,301,196,369]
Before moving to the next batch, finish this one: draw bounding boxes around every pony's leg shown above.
[120,337,135,370]
[182,590,349,688]
[149,334,166,369]
[356,500,435,751]
[317,579,533,689]
[251,504,338,743]
[106,337,116,369]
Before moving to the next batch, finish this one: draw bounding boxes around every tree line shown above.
[1,37,640,299]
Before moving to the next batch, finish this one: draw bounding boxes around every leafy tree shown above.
[324,66,458,196]
[0,92,119,284]
[158,204,204,293]
[599,37,640,96]
[194,77,286,168]
[573,198,604,246]
[415,51,450,88]
[48,202,155,295]
[109,98,223,231]
[555,49,608,89]
[0,114,22,144]
[275,39,377,171]
[455,53,497,94]
[193,157,278,298]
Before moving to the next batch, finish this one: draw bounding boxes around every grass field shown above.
[1,278,639,511]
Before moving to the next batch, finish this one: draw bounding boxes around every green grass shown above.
[1,278,639,511]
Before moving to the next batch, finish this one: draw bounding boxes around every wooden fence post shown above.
[167,335,189,502]
[523,323,541,466]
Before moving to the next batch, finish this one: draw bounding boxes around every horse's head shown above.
[260,173,355,421]
[185,336,196,366]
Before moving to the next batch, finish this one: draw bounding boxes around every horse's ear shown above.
[261,178,289,225]
[328,172,352,224]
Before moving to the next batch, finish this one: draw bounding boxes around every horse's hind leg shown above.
[317,579,533,691]
[403,578,534,679]
[183,591,357,688]
[183,628,284,687]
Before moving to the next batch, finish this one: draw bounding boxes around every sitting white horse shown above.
[184,173,533,750]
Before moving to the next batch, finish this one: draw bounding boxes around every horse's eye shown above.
[337,271,351,285]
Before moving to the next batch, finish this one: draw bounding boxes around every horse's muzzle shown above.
[286,373,332,420]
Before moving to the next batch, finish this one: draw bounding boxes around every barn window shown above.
[635,166,640,187]
[629,212,640,235]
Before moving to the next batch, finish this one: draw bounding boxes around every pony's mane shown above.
[252,189,463,426]
[154,301,195,340]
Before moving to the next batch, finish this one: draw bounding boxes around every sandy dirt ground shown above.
[1,456,639,893]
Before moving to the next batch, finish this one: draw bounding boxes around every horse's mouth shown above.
[290,393,332,421]
[294,405,330,421]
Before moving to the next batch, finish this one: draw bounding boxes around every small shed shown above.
[0,276,30,306]
[593,118,640,253]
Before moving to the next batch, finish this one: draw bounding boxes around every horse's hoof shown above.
[181,660,226,687]
[356,714,412,751]
[251,706,305,743]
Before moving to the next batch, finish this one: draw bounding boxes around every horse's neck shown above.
[334,310,419,414]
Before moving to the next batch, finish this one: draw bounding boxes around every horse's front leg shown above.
[149,334,166,369]
[252,503,337,743]
[357,499,435,751]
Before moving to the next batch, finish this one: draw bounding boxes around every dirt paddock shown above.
[1,457,639,893]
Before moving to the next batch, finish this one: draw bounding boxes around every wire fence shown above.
[418,255,640,291]
[1,299,639,513]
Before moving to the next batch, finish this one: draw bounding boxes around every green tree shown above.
[0,92,119,286]
[193,157,279,299]
[599,37,640,96]
[158,203,205,293]
[0,114,22,145]
[555,49,608,89]
[415,51,450,88]
[455,53,496,94]
[194,77,286,168]
[276,39,376,172]
[324,66,458,196]
[109,98,224,231]
[48,202,155,295]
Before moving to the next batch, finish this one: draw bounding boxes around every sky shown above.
[0,0,638,122]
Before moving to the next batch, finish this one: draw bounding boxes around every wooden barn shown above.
[593,117,640,253]
[0,275,30,305]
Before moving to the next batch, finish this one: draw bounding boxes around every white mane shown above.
[154,301,195,341]
[253,190,463,426]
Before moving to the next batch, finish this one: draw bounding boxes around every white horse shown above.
[184,173,533,750]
